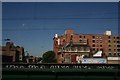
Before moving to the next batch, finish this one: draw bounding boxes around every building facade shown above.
[53,29,120,63]
[1,42,25,63]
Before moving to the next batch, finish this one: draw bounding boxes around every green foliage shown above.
[42,51,57,63]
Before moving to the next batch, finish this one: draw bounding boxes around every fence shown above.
[2,64,120,80]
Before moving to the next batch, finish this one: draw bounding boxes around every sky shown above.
[2,0,120,2]
[2,2,119,56]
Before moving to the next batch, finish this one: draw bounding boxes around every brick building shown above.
[53,29,120,63]
[1,41,25,63]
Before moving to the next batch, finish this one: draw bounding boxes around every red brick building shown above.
[53,29,120,63]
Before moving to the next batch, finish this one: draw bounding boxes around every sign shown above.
[107,57,120,60]
[82,58,107,64]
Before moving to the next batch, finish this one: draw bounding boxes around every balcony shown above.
[59,49,90,53]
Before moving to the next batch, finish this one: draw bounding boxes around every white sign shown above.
[107,57,120,60]
[82,58,107,64]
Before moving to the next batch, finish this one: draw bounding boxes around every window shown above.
[109,53,112,56]
[108,40,111,43]
[100,35,102,38]
[68,48,71,51]
[114,53,116,56]
[71,35,73,38]
[100,48,103,51]
[62,54,64,57]
[117,49,120,52]
[75,47,78,51]
[92,36,95,38]
[108,45,111,47]
[79,40,82,43]
[114,45,116,47]
[117,45,120,47]
[78,47,82,51]
[92,40,95,43]
[71,48,74,51]
[108,36,111,39]
[65,57,71,63]
[96,40,98,43]
[84,48,87,51]
[114,49,116,51]
[84,36,85,38]
[117,41,120,43]
[63,39,65,42]
[117,37,119,39]
[100,40,102,43]
[96,44,98,47]
[79,36,81,38]
[118,53,120,56]
[70,39,73,42]
[109,49,111,51]
[92,44,95,47]
[93,48,95,51]
[83,39,87,43]
[70,35,73,40]
[97,48,99,51]
[100,45,102,47]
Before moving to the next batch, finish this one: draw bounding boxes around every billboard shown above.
[82,58,107,64]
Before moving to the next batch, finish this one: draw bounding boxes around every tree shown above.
[42,51,57,63]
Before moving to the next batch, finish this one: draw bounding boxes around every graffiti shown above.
[3,64,118,69]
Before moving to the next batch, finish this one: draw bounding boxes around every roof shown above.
[64,42,88,49]
[93,51,102,57]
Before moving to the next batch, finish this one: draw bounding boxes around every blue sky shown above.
[2,2,118,56]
